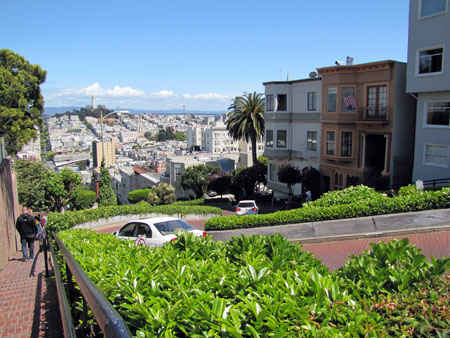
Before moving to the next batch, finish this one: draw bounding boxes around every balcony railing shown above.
[358,106,388,121]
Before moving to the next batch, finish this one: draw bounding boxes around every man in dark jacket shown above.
[16,208,38,262]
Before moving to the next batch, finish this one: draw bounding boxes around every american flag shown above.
[344,94,359,110]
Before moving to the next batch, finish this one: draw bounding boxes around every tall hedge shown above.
[128,189,151,204]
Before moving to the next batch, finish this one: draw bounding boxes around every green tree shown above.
[46,151,56,161]
[148,183,176,205]
[15,159,49,210]
[226,92,265,165]
[257,155,268,166]
[232,162,267,199]
[207,175,232,197]
[301,166,321,200]
[174,132,187,141]
[70,187,97,210]
[278,164,302,195]
[0,49,47,155]
[43,168,82,212]
[180,165,210,199]
[98,166,117,206]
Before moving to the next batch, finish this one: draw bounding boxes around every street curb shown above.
[292,225,450,244]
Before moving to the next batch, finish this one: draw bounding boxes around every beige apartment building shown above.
[92,139,116,168]
[317,60,416,191]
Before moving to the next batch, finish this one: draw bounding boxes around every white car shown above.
[236,200,259,216]
[113,217,207,247]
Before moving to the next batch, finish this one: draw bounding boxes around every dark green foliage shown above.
[277,164,302,195]
[207,175,232,196]
[70,188,97,210]
[15,159,49,210]
[301,166,321,200]
[58,230,450,337]
[205,185,450,231]
[98,166,117,207]
[180,165,210,198]
[0,49,46,155]
[231,162,267,199]
[128,189,151,204]
[46,202,221,233]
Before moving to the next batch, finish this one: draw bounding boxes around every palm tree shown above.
[226,92,265,165]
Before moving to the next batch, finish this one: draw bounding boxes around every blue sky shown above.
[1,0,410,112]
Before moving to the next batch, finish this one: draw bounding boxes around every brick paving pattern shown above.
[302,230,450,271]
[0,245,62,338]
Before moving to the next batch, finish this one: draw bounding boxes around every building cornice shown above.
[317,60,398,75]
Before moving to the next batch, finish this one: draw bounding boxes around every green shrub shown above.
[58,230,450,337]
[128,189,151,204]
[46,202,222,234]
[70,189,97,210]
[205,185,450,231]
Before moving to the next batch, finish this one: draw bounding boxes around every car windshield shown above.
[154,219,195,236]
[238,202,255,208]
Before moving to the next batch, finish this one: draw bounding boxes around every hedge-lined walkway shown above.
[0,247,62,338]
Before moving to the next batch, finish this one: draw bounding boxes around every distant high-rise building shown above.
[92,139,116,168]
[91,95,95,110]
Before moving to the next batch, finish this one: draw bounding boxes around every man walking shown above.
[16,208,38,262]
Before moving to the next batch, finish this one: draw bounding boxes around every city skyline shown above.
[1,0,410,111]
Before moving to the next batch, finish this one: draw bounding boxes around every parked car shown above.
[113,217,207,247]
[235,200,259,216]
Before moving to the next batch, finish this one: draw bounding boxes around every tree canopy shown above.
[180,165,218,199]
[98,166,118,206]
[278,164,302,195]
[226,92,265,165]
[0,49,47,155]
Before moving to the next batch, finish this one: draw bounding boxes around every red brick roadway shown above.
[1,219,449,337]
[0,245,62,338]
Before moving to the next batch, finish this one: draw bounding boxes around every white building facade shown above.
[263,77,322,198]
[406,0,450,182]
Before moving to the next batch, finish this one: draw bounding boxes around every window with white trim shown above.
[269,163,278,181]
[277,130,287,148]
[424,144,449,167]
[266,95,274,111]
[418,47,443,74]
[277,94,287,111]
[266,130,273,147]
[307,92,317,111]
[420,0,447,17]
[425,101,450,126]
[307,131,317,151]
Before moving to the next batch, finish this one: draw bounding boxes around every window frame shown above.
[266,130,274,148]
[424,100,450,128]
[307,92,317,111]
[341,86,356,112]
[326,131,335,156]
[277,94,287,111]
[266,94,274,111]
[277,130,287,148]
[367,85,388,116]
[419,0,448,18]
[326,88,337,113]
[269,163,278,181]
[306,131,317,151]
[416,46,444,76]
[423,143,449,168]
[341,131,353,157]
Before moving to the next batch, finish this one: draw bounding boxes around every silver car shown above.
[113,217,206,247]
[236,200,259,216]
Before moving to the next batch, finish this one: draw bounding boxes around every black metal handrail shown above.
[357,106,388,121]
[50,233,132,338]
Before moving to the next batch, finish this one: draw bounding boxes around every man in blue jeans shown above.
[15,208,38,262]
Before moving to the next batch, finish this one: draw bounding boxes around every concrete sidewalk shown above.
[208,208,450,242]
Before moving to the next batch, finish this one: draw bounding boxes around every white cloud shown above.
[183,92,229,101]
[46,83,232,110]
